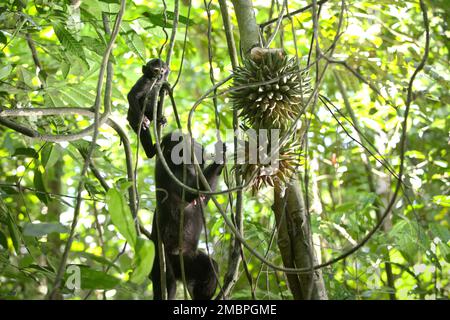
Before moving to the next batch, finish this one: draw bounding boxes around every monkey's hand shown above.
[157,116,167,127]
[192,195,207,206]
[142,116,150,131]
[161,82,171,95]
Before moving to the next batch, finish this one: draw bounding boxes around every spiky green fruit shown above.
[234,139,303,194]
[231,52,311,131]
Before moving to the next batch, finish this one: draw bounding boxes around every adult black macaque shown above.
[151,131,225,300]
[127,58,169,159]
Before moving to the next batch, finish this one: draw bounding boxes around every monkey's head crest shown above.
[142,58,169,80]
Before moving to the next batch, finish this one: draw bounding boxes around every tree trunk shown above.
[285,181,328,299]
[231,0,328,299]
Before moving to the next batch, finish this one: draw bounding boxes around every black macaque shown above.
[151,132,225,300]
[127,58,169,159]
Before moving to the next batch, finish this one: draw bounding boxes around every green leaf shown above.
[143,12,173,28]
[438,243,450,263]
[41,144,61,169]
[76,252,121,273]
[13,147,38,159]
[143,11,195,28]
[33,168,50,205]
[44,89,66,108]
[405,150,426,160]
[17,67,34,87]
[120,24,145,62]
[430,224,450,243]
[71,140,103,159]
[4,206,20,252]
[432,195,450,207]
[130,237,154,284]
[0,65,12,80]
[26,264,56,279]
[64,85,97,107]
[390,220,429,263]
[0,230,8,249]
[53,22,86,61]
[334,202,355,214]
[22,222,69,238]
[0,185,18,195]
[78,265,121,290]
[106,188,137,247]
[61,61,70,79]
[0,31,7,45]
[81,36,108,58]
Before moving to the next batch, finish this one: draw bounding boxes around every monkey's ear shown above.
[142,65,148,75]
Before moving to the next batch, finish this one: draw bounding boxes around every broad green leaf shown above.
[18,254,34,268]
[64,85,97,107]
[143,11,195,28]
[120,24,145,62]
[71,140,103,159]
[33,168,49,205]
[77,265,121,290]
[76,252,121,273]
[41,144,61,169]
[0,31,7,44]
[61,61,70,79]
[0,65,12,80]
[13,147,38,159]
[0,185,18,195]
[439,243,450,263]
[4,205,20,252]
[17,67,34,88]
[44,89,66,108]
[433,195,450,207]
[53,22,86,60]
[26,264,56,279]
[334,202,355,214]
[0,230,7,249]
[130,237,155,284]
[430,224,450,243]
[22,222,68,238]
[390,220,429,263]
[81,36,107,58]
[106,188,137,247]
[405,150,426,160]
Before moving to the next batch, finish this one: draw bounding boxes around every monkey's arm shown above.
[202,163,224,191]
[182,163,224,203]
[127,78,147,131]
[127,78,157,158]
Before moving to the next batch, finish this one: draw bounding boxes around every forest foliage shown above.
[0,0,448,300]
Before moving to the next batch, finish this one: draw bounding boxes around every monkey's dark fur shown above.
[150,132,224,300]
[127,59,169,158]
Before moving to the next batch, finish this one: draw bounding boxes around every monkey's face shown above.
[142,58,169,80]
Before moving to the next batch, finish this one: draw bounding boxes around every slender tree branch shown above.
[259,0,329,30]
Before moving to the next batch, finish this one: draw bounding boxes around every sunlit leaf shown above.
[53,22,86,61]
[13,147,38,159]
[23,222,68,238]
[77,265,121,290]
[106,188,137,247]
[33,168,50,205]
[130,237,154,284]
